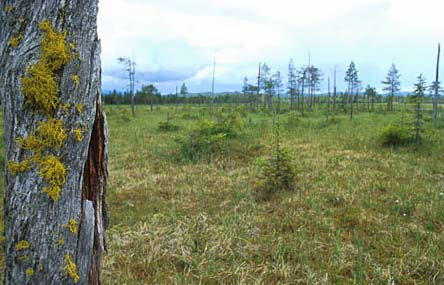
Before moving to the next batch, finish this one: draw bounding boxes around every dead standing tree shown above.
[118,56,136,117]
[434,44,440,127]
[0,0,108,284]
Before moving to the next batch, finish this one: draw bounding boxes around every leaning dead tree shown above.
[0,0,108,284]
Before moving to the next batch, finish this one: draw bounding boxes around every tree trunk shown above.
[0,0,108,284]
[434,43,440,127]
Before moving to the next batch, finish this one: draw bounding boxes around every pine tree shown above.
[180,82,188,95]
[381,64,401,112]
[345,61,359,119]
[365,85,377,112]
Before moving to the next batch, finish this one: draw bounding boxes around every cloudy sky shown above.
[98,0,444,94]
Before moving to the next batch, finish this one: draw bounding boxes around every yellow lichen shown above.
[21,19,71,114]
[16,136,42,151]
[75,103,83,113]
[38,155,66,185]
[36,119,67,149]
[42,185,61,202]
[8,34,23,48]
[7,160,32,175]
[15,18,72,202]
[38,19,71,71]
[21,63,58,114]
[73,128,83,142]
[38,155,66,201]
[5,4,14,12]
[62,103,70,113]
[17,119,67,152]
[71,74,79,88]
[25,268,34,276]
[17,255,30,262]
[16,240,30,251]
[64,254,80,283]
[57,237,65,246]
[63,219,78,234]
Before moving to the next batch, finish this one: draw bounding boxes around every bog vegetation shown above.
[1,62,444,283]
[8,87,444,284]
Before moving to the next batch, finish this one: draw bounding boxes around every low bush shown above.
[176,117,243,163]
[158,121,179,132]
[378,123,412,146]
[254,147,296,201]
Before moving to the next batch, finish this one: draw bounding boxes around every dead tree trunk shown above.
[0,0,108,284]
[434,43,440,127]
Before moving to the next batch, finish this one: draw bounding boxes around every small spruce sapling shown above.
[254,116,295,200]
[412,74,427,144]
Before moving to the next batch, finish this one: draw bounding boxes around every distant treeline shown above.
[102,87,263,105]
[102,87,438,107]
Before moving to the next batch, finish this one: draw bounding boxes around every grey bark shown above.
[0,0,107,284]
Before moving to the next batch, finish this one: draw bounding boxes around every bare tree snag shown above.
[434,43,440,127]
[0,0,108,284]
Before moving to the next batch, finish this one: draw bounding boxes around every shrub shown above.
[285,111,300,129]
[176,118,242,163]
[378,123,412,146]
[214,111,243,137]
[254,147,295,201]
[158,121,179,132]
[119,108,132,122]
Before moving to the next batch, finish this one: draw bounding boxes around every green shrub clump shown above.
[254,148,296,201]
[378,123,412,146]
[176,116,242,163]
[158,121,179,132]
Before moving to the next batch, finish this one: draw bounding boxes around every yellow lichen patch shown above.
[17,135,42,151]
[17,119,67,152]
[64,254,80,283]
[16,240,30,251]
[75,103,83,113]
[15,18,71,202]
[21,63,58,113]
[73,128,83,142]
[8,34,23,48]
[7,160,32,175]
[63,219,78,234]
[38,19,71,71]
[42,185,61,202]
[36,119,67,149]
[57,237,65,246]
[17,255,30,262]
[62,103,71,113]
[38,155,66,185]
[5,4,14,12]
[71,75,79,88]
[25,268,34,276]
[38,155,66,201]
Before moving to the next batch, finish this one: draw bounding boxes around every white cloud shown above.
[99,0,444,93]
